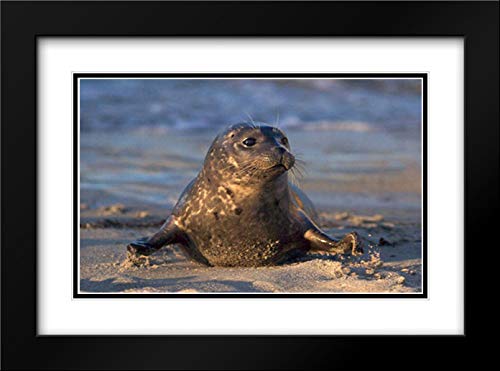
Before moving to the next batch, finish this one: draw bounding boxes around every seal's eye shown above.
[242,138,257,147]
[282,137,288,146]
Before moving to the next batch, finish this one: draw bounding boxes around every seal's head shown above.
[203,122,295,186]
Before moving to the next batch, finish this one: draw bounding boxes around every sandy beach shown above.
[79,79,423,294]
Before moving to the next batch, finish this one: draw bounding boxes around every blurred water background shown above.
[80,78,422,218]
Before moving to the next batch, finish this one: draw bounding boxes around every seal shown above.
[127,122,362,267]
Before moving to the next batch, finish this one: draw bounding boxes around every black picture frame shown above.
[1,1,497,369]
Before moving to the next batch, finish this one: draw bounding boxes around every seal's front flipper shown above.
[127,237,154,256]
[127,216,180,256]
[304,229,363,255]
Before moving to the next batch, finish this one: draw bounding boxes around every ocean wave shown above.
[281,118,373,132]
[80,78,421,134]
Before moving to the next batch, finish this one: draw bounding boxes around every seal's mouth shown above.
[272,164,288,171]
[269,154,295,172]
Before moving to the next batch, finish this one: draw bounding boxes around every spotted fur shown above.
[127,122,362,267]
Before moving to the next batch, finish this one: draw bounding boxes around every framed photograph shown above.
[2,1,497,369]
[75,72,427,299]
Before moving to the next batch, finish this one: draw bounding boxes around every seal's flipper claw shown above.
[127,240,156,256]
[126,216,180,256]
[304,228,362,255]
[340,232,363,256]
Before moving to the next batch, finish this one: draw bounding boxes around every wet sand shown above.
[80,208,422,294]
[79,129,422,294]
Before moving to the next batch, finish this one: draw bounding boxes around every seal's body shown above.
[128,122,361,267]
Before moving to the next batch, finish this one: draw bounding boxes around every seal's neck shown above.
[199,165,291,203]
[225,173,291,204]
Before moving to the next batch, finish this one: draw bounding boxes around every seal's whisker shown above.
[289,168,303,188]
[291,166,305,180]
[294,158,308,166]
[218,161,257,173]
[295,166,307,178]
[289,171,299,187]
[291,153,307,170]
[294,152,307,160]
[294,162,308,174]
[233,160,263,174]
[243,111,257,129]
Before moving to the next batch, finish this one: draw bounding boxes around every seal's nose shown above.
[275,147,286,155]
[279,149,295,170]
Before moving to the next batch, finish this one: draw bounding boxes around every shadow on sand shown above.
[80,276,258,293]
